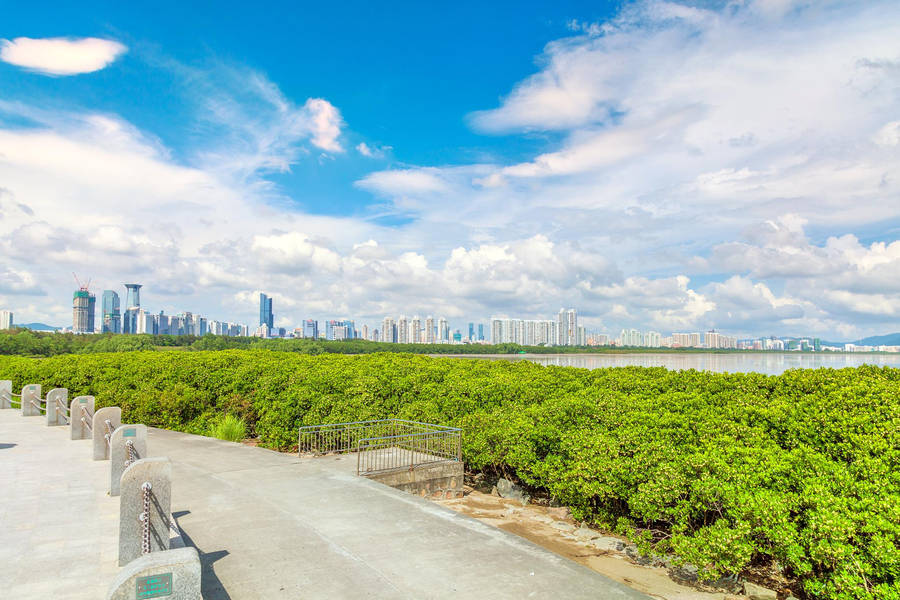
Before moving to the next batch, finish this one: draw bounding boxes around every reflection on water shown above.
[452,353,900,375]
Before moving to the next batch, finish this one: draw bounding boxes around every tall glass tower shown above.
[124,284,142,309]
[123,284,142,334]
[259,293,273,328]
[101,290,121,333]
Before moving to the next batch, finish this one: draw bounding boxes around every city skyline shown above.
[1,2,899,340]
[5,280,900,345]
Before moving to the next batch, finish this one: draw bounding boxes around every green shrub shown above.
[0,351,896,599]
[209,414,247,442]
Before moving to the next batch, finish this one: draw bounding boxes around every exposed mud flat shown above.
[439,491,741,600]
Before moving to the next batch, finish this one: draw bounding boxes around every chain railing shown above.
[0,390,20,408]
[139,482,152,555]
[3,384,199,597]
[125,440,137,468]
[299,419,461,476]
[55,397,70,424]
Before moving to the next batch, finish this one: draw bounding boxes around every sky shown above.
[1,0,899,340]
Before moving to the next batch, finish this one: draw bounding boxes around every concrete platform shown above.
[1,409,650,599]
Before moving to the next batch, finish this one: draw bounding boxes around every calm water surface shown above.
[449,353,900,375]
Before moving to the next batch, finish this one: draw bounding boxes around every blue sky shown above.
[1,0,900,339]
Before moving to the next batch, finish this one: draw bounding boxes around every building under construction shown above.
[72,276,96,334]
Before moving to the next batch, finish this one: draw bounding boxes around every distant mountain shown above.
[18,323,61,332]
[854,333,900,346]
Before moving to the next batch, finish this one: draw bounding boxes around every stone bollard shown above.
[21,384,42,417]
[45,388,69,426]
[71,396,96,440]
[0,380,11,409]
[119,457,172,566]
[110,424,148,496]
[93,406,122,460]
[106,547,201,600]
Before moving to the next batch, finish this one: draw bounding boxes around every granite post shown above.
[106,547,201,600]
[45,388,68,426]
[110,424,148,496]
[21,384,42,417]
[0,380,11,409]
[70,396,95,440]
[119,457,172,566]
[93,406,122,460]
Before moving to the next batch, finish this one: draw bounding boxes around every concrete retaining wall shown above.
[368,461,464,499]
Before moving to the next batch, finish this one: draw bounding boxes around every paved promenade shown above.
[1,409,650,599]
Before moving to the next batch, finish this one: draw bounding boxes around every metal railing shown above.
[298,419,461,476]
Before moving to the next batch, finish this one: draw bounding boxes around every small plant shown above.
[210,414,246,442]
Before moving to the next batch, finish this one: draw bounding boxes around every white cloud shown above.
[302,98,344,153]
[0,37,126,75]
[355,142,391,158]
[2,2,899,340]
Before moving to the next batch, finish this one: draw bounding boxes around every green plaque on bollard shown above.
[136,573,172,598]
[124,428,136,437]
[79,398,87,403]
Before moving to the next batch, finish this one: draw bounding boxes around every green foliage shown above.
[0,351,896,599]
[209,414,247,442]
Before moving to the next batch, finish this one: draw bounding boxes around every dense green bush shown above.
[0,351,896,599]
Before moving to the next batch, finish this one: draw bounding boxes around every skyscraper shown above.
[397,316,409,344]
[72,289,96,334]
[468,322,474,341]
[425,316,435,344]
[381,317,396,343]
[0,310,13,330]
[478,323,484,341]
[124,284,142,309]
[411,316,421,344]
[259,293,274,329]
[122,284,142,334]
[101,290,121,334]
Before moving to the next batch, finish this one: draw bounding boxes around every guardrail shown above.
[299,419,461,476]
[2,380,200,598]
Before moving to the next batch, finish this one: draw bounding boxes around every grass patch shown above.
[209,414,246,442]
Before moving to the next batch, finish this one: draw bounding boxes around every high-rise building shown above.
[101,290,121,334]
[124,284,142,309]
[72,288,96,334]
[302,319,318,339]
[122,284,142,334]
[425,317,435,344]
[259,293,274,329]
[468,322,474,341]
[0,310,12,330]
[382,317,396,343]
[477,323,484,341]
[397,316,409,344]
[438,317,449,343]
[410,316,421,344]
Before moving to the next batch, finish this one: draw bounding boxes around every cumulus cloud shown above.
[2,1,899,340]
[0,37,126,75]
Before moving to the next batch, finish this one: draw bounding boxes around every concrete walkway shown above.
[1,409,650,599]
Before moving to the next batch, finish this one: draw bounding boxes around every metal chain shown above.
[105,419,113,434]
[81,416,92,430]
[125,440,136,467]
[140,482,152,554]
